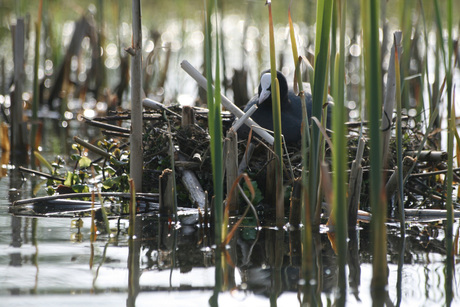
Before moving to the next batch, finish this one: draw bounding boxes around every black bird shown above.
[238,70,332,144]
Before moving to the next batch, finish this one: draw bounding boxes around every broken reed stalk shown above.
[180,60,274,145]
[224,129,239,213]
[129,0,143,192]
[31,0,43,161]
[158,171,175,216]
[179,107,206,210]
[11,18,27,163]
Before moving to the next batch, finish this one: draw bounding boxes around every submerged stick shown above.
[12,192,159,206]
[177,154,206,210]
[159,168,175,216]
[404,209,460,221]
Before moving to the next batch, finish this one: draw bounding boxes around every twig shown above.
[74,136,111,159]
[18,166,65,181]
[12,191,159,206]
[84,117,130,133]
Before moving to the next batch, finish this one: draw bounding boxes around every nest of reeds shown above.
[138,105,458,213]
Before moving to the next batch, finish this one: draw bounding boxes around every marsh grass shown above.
[310,0,333,227]
[266,0,284,227]
[3,0,460,305]
[443,0,455,302]
[204,0,224,303]
[331,0,348,304]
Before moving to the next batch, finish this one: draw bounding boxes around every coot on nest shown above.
[238,70,332,144]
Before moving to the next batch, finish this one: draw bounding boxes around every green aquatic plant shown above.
[266,0,284,227]
[361,0,387,299]
[331,0,348,305]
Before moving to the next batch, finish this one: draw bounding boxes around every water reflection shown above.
[1,181,460,305]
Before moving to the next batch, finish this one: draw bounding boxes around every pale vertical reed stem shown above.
[130,0,143,192]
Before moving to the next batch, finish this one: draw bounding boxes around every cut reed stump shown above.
[224,129,239,213]
[385,156,415,203]
[11,18,27,163]
[159,168,175,217]
[181,106,195,127]
[289,178,302,227]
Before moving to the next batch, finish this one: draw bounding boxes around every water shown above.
[1,2,459,305]
[1,171,459,306]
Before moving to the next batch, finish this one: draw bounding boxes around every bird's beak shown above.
[258,87,271,105]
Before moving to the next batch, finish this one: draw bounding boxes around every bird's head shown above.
[257,70,288,106]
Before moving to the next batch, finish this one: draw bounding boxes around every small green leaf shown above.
[93,164,102,173]
[78,156,92,168]
[46,186,55,195]
[105,166,116,176]
[102,176,123,189]
[70,154,81,161]
[64,171,79,186]
[72,184,89,193]
[109,157,127,167]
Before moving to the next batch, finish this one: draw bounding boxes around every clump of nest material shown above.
[139,104,459,214]
[79,100,459,217]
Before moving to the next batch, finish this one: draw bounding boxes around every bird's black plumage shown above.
[238,70,332,144]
